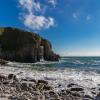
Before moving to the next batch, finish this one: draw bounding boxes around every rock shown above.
[29,79,36,83]
[0,27,60,63]
[0,59,8,65]
[8,74,16,80]
[48,91,59,99]
[95,92,100,99]
[70,87,84,91]
[21,82,28,91]
[83,95,94,100]
[37,80,48,85]
[67,83,77,87]
[43,85,52,91]
[2,81,9,85]
[71,92,81,97]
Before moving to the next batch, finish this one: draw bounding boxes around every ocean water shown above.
[32,57,100,72]
[1,57,100,96]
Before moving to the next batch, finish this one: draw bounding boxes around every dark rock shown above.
[84,95,94,100]
[21,82,28,91]
[70,87,84,91]
[67,83,77,87]
[49,91,59,99]
[43,85,52,91]
[37,80,48,85]
[91,91,96,95]
[71,92,81,97]
[0,59,8,65]
[95,93,100,100]
[29,79,36,83]
[0,27,60,63]
[8,74,16,80]
[3,81,9,85]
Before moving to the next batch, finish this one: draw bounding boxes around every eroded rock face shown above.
[0,27,60,63]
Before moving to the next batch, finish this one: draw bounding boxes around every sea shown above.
[1,57,100,96]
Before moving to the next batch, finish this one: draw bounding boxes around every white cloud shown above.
[23,14,55,30]
[18,0,56,30]
[48,0,57,8]
[86,15,91,21]
[72,13,77,19]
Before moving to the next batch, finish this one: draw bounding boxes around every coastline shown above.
[0,63,100,100]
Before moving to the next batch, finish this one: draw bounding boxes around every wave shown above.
[1,63,100,93]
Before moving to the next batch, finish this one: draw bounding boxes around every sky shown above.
[0,0,100,56]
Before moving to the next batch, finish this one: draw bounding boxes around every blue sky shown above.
[0,0,100,56]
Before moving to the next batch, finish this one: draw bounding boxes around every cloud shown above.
[18,0,56,30]
[23,14,55,30]
[48,0,57,8]
[86,15,91,21]
[72,13,77,19]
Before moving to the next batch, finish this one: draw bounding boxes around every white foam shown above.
[0,62,100,97]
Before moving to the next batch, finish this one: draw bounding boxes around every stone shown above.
[8,74,16,80]
[70,87,84,91]
[2,81,9,85]
[67,83,77,87]
[83,95,94,100]
[37,80,48,85]
[21,82,28,91]
[43,85,52,91]
[71,92,81,97]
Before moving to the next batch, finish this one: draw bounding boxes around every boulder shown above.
[8,74,16,80]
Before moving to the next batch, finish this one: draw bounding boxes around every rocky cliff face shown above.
[0,27,59,63]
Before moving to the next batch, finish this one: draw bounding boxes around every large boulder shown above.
[0,27,60,63]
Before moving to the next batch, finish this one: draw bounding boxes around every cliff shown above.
[0,27,59,63]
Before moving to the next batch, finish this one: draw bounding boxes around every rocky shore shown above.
[0,73,100,100]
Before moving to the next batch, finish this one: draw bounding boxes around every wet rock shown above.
[83,95,94,100]
[0,59,8,65]
[91,91,96,95]
[21,82,28,91]
[70,87,84,92]
[67,83,77,87]
[95,93,100,100]
[43,85,52,91]
[8,74,16,80]
[71,92,81,97]
[48,91,59,99]
[59,90,67,96]
[37,80,48,85]
[29,79,36,83]
[2,81,9,85]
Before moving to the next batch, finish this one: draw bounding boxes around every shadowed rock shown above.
[0,27,60,63]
